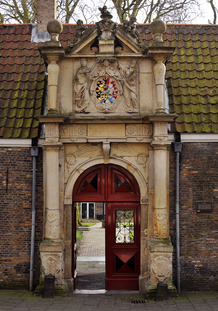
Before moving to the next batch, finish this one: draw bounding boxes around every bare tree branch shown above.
[207,0,217,23]
[0,0,215,25]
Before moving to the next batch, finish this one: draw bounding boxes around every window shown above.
[80,202,95,219]
[115,210,134,243]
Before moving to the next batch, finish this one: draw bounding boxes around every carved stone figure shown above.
[67,20,89,52]
[99,5,113,20]
[97,6,117,40]
[123,17,139,39]
[119,59,138,113]
[74,59,91,112]
[75,20,88,37]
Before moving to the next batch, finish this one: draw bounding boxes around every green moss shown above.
[0,281,28,290]
[76,230,83,241]
[82,222,96,226]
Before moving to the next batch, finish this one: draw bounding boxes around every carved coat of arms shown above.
[73,57,138,114]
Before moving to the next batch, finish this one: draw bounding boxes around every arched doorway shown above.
[73,164,140,290]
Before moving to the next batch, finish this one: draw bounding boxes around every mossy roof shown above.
[0,24,46,138]
[0,23,217,138]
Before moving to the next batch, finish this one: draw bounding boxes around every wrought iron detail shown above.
[115,210,134,243]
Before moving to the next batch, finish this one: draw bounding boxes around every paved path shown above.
[76,222,105,290]
[0,290,218,310]
[77,222,105,257]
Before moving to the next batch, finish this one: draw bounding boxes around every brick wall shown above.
[170,142,218,290]
[0,147,43,289]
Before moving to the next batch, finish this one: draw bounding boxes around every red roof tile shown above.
[0,24,46,138]
[0,23,217,138]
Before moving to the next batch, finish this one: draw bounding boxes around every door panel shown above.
[105,203,140,290]
[107,165,140,202]
[73,164,140,290]
[74,166,105,202]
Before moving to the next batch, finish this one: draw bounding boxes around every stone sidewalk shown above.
[0,290,218,311]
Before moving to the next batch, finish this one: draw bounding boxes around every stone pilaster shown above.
[36,116,66,295]
[40,136,65,284]
[146,21,176,294]
[148,117,176,295]
[37,20,66,293]
[152,121,169,238]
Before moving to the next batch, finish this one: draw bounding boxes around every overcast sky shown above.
[72,0,217,24]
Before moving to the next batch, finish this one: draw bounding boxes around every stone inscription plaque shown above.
[197,201,213,213]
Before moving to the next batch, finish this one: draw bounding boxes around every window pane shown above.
[82,203,87,218]
[89,203,95,218]
[115,210,134,243]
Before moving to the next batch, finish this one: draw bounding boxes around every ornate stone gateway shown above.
[73,164,140,290]
[38,6,176,295]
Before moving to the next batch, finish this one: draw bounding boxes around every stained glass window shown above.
[115,210,134,243]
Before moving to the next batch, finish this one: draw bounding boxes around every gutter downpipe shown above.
[29,141,39,291]
[172,132,183,294]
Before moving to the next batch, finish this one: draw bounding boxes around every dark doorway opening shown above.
[73,164,140,291]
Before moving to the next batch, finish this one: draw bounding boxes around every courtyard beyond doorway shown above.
[76,222,105,290]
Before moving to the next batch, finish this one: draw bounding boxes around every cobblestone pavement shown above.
[0,290,218,311]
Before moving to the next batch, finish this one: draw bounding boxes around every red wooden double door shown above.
[73,164,140,290]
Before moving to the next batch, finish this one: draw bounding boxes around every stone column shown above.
[152,122,169,238]
[39,20,64,115]
[146,20,176,295]
[37,20,66,294]
[39,123,65,287]
[148,119,175,295]
[47,55,60,113]
[153,55,166,114]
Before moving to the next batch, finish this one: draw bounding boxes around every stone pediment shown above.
[66,6,143,56]
[67,29,142,55]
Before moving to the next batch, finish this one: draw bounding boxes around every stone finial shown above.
[47,19,63,45]
[150,19,166,43]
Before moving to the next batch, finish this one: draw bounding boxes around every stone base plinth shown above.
[148,238,175,292]
[39,239,65,285]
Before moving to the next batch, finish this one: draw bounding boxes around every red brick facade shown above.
[0,142,217,290]
[0,147,43,289]
[170,142,218,290]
